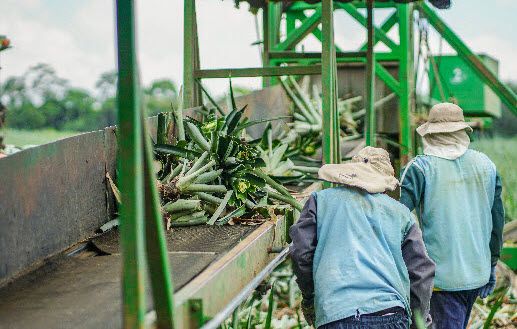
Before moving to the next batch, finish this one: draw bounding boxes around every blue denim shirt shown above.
[400,150,503,291]
[311,187,416,327]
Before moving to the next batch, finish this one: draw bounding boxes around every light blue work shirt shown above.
[312,187,416,328]
[404,150,496,290]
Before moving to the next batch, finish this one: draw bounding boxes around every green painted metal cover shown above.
[430,55,501,118]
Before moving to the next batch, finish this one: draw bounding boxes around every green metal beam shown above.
[337,3,400,54]
[365,0,376,147]
[374,61,401,96]
[321,0,340,166]
[418,2,517,114]
[183,0,199,108]
[269,52,399,62]
[142,122,175,328]
[293,12,342,53]
[116,1,175,328]
[115,1,147,326]
[262,6,271,87]
[195,65,323,78]
[269,51,367,59]
[398,3,414,163]
[274,7,322,51]
[359,11,398,51]
[288,1,399,11]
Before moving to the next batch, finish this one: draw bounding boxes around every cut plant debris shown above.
[154,79,310,228]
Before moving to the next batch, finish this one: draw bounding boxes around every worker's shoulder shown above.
[465,148,494,164]
[401,155,429,177]
[376,193,413,217]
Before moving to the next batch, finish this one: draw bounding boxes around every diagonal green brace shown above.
[359,10,398,51]
[337,3,400,54]
[418,2,517,114]
[374,61,401,96]
[274,6,322,51]
[293,12,343,52]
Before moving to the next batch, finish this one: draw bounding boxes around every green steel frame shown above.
[116,1,174,328]
[113,0,517,327]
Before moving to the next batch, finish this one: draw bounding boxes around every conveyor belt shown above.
[0,225,257,329]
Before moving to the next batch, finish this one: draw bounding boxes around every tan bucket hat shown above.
[416,103,473,136]
[318,146,399,194]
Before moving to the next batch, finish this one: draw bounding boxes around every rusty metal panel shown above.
[0,131,110,284]
[0,252,218,329]
[173,217,289,328]
[219,85,290,139]
[103,126,118,219]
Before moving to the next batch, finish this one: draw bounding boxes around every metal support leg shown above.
[116,1,175,327]
[398,3,414,164]
[321,0,340,167]
[184,0,201,108]
[365,0,376,147]
[262,5,270,87]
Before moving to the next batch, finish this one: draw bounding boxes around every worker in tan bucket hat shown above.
[290,146,435,328]
[399,103,505,329]
[318,146,399,193]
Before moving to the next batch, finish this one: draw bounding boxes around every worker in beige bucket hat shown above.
[290,146,435,328]
[399,103,505,329]
[318,146,399,193]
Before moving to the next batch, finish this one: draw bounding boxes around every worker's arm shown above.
[402,222,436,327]
[399,162,425,212]
[490,172,505,267]
[289,193,318,301]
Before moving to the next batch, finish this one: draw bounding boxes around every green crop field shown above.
[2,129,82,148]
[471,136,517,221]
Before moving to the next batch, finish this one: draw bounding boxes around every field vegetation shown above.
[471,136,517,221]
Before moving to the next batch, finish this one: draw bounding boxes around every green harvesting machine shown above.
[0,1,516,329]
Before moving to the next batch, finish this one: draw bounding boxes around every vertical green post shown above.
[365,0,376,147]
[398,3,414,165]
[321,0,340,166]
[116,1,175,327]
[184,0,201,108]
[262,5,270,87]
[116,1,148,327]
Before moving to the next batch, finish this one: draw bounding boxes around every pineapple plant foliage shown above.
[154,81,304,228]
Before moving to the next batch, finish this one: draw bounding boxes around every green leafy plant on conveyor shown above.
[256,122,319,183]
[154,81,304,228]
[280,75,397,154]
[280,75,364,138]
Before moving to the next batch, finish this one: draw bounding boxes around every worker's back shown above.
[312,186,415,327]
[409,149,496,290]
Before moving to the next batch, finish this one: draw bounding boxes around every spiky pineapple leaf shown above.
[154,144,201,159]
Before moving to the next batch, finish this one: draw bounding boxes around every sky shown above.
[0,0,516,97]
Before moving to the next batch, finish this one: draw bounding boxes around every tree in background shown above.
[144,79,177,116]
[0,64,178,132]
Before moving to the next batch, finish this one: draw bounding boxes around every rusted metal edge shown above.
[200,244,291,329]
[136,219,281,328]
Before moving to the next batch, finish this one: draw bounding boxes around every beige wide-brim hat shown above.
[318,146,399,194]
[416,102,473,136]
